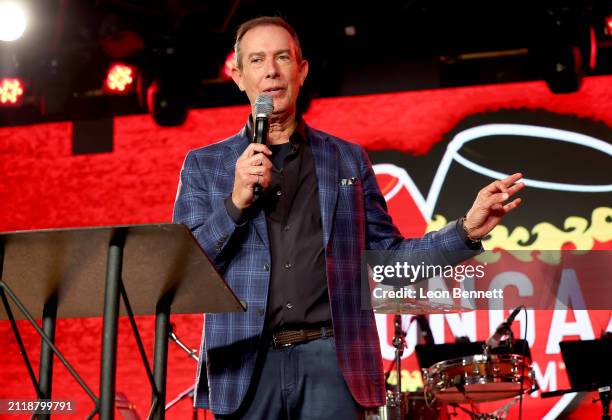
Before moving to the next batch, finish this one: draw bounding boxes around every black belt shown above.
[271,325,334,349]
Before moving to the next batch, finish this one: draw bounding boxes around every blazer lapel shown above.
[224,127,270,247]
[223,126,250,173]
[309,127,339,249]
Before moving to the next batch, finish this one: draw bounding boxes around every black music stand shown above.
[542,339,612,420]
[0,223,246,420]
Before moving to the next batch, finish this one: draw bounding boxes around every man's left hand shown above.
[464,172,524,240]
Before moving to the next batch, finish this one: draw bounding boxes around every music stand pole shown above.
[38,293,58,420]
[151,296,171,420]
[100,228,126,419]
[597,386,610,420]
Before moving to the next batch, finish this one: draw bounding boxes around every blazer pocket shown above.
[338,181,364,209]
[339,177,360,186]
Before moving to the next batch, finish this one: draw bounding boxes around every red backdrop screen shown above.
[1,75,611,419]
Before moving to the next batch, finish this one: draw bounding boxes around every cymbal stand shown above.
[388,315,407,417]
[164,324,199,418]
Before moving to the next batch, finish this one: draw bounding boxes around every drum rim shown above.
[428,372,534,388]
[427,353,531,374]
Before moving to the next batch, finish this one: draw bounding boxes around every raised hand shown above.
[464,172,525,240]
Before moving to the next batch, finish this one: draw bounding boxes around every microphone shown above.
[252,95,273,194]
[486,306,524,348]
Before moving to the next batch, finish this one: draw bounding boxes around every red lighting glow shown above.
[606,15,612,35]
[105,63,136,93]
[0,78,24,105]
[589,26,597,70]
[221,51,236,80]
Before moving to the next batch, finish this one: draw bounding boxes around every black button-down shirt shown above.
[225,119,479,333]
[226,118,331,333]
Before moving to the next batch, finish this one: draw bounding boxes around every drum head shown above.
[436,382,528,403]
[426,354,533,403]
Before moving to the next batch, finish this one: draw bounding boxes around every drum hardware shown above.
[443,395,523,420]
[169,323,199,362]
[483,306,523,358]
[374,314,407,419]
[424,353,536,404]
[115,392,141,420]
[392,315,407,398]
[422,353,537,420]
[416,310,535,420]
[365,390,449,420]
[367,315,449,420]
[164,323,200,418]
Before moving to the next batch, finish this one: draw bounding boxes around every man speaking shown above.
[173,16,523,419]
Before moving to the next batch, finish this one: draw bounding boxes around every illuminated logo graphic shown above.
[376,123,612,216]
[374,123,612,250]
[373,123,612,418]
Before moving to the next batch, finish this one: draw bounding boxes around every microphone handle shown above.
[253,115,269,194]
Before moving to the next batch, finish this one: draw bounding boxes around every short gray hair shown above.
[234,16,303,70]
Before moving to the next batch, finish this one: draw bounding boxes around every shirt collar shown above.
[246,115,308,146]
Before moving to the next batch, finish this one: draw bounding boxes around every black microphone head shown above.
[254,95,273,116]
[507,305,524,324]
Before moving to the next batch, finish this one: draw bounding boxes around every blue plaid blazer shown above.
[173,122,477,415]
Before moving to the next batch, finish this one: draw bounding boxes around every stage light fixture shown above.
[146,76,188,127]
[104,63,136,94]
[0,2,27,42]
[606,15,612,36]
[0,77,24,105]
[538,6,593,94]
[98,14,145,59]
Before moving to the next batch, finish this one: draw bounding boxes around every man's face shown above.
[232,24,308,119]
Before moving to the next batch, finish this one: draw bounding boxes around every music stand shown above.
[0,223,246,420]
[541,339,612,420]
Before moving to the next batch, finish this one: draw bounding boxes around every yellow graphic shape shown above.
[426,207,612,263]
[386,369,424,393]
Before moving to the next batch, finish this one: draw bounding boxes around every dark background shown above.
[1,0,612,126]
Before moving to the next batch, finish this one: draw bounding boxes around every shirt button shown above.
[276,190,282,196]
[283,225,290,231]
[284,262,292,269]
[264,263,270,271]
[286,302,293,309]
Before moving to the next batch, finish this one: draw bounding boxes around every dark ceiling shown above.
[1,0,611,126]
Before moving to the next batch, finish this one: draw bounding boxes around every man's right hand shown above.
[231,143,273,210]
